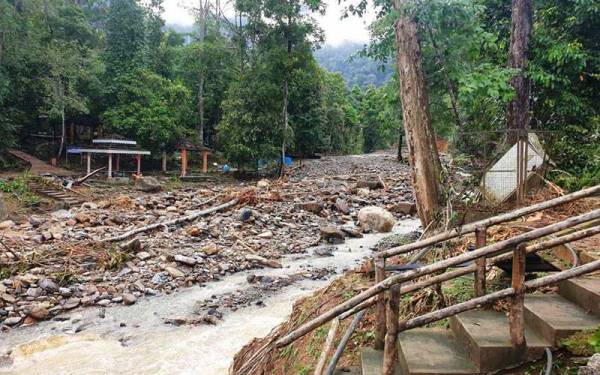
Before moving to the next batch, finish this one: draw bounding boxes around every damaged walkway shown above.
[8,149,74,177]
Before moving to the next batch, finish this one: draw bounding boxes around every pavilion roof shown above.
[176,139,212,152]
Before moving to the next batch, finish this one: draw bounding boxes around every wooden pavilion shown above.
[67,138,151,178]
[176,139,212,177]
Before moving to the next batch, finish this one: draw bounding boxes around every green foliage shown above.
[217,68,284,169]
[102,245,131,270]
[104,0,146,82]
[0,175,40,206]
[560,327,600,356]
[102,70,191,153]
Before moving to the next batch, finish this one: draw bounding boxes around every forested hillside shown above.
[0,0,598,188]
[314,42,394,87]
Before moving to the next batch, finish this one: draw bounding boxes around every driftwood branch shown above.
[100,199,238,242]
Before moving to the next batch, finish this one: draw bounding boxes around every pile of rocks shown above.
[0,152,417,328]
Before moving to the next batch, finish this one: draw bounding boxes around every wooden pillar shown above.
[116,155,120,172]
[202,151,208,173]
[181,148,188,177]
[509,242,527,352]
[374,259,387,350]
[162,151,167,173]
[475,226,487,297]
[107,154,112,178]
[86,153,91,174]
[382,284,400,375]
[136,154,141,174]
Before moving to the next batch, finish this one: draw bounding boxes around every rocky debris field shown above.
[0,152,417,329]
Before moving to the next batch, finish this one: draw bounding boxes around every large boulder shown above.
[358,206,396,233]
[389,201,417,215]
[134,176,162,193]
[320,225,346,244]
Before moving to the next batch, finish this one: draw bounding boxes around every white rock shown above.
[3,316,22,325]
[0,220,15,230]
[165,266,184,278]
[358,206,396,233]
[174,255,197,266]
[137,251,152,261]
[257,231,274,239]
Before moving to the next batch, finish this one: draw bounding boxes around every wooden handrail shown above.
[377,184,600,259]
[275,209,600,347]
[398,258,600,331]
[338,224,600,319]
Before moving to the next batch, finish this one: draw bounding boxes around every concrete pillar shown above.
[86,153,91,174]
[116,155,120,171]
[202,151,208,173]
[136,154,141,174]
[108,154,112,178]
[162,151,167,173]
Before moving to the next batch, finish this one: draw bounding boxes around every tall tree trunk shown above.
[397,129,403,162]
[507,0,532,144]
[393,0,443,227]
[280,14,292,177]
[58,106,65,160]
[197,74,205,143]
[280,79,288,177]
[0,30,4,67]
[197,0,208,144]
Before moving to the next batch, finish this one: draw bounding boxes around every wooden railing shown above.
[271,185,600,375]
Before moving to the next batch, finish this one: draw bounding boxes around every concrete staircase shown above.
[360,276,600,374]
[28,180,83,207]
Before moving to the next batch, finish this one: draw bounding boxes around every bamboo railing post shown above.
[509,243,527,352]
[382,284,400,375]
[475,226,487,297]
[374,259,387,350]
[314,318,339,375]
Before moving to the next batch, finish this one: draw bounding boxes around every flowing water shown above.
[0,219,420,375]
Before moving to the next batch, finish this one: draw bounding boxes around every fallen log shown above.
[100,199,239,242]
[74,167,106,185]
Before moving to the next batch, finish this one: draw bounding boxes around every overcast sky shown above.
[162,0,374,46]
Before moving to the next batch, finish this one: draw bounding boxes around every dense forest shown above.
[0,0,598,188]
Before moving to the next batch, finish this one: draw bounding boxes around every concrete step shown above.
[449,310,549,372]
[397,328,479,375]
[361,347,400,375]
[559,277,600,315]
[524,294,600,345]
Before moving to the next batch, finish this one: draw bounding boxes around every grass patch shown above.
[0,173,40,206]
[560,327,600,356]
[442,276,474,305]
[100,246,131,270]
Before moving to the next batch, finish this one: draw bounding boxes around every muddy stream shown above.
[0,219,420,375]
